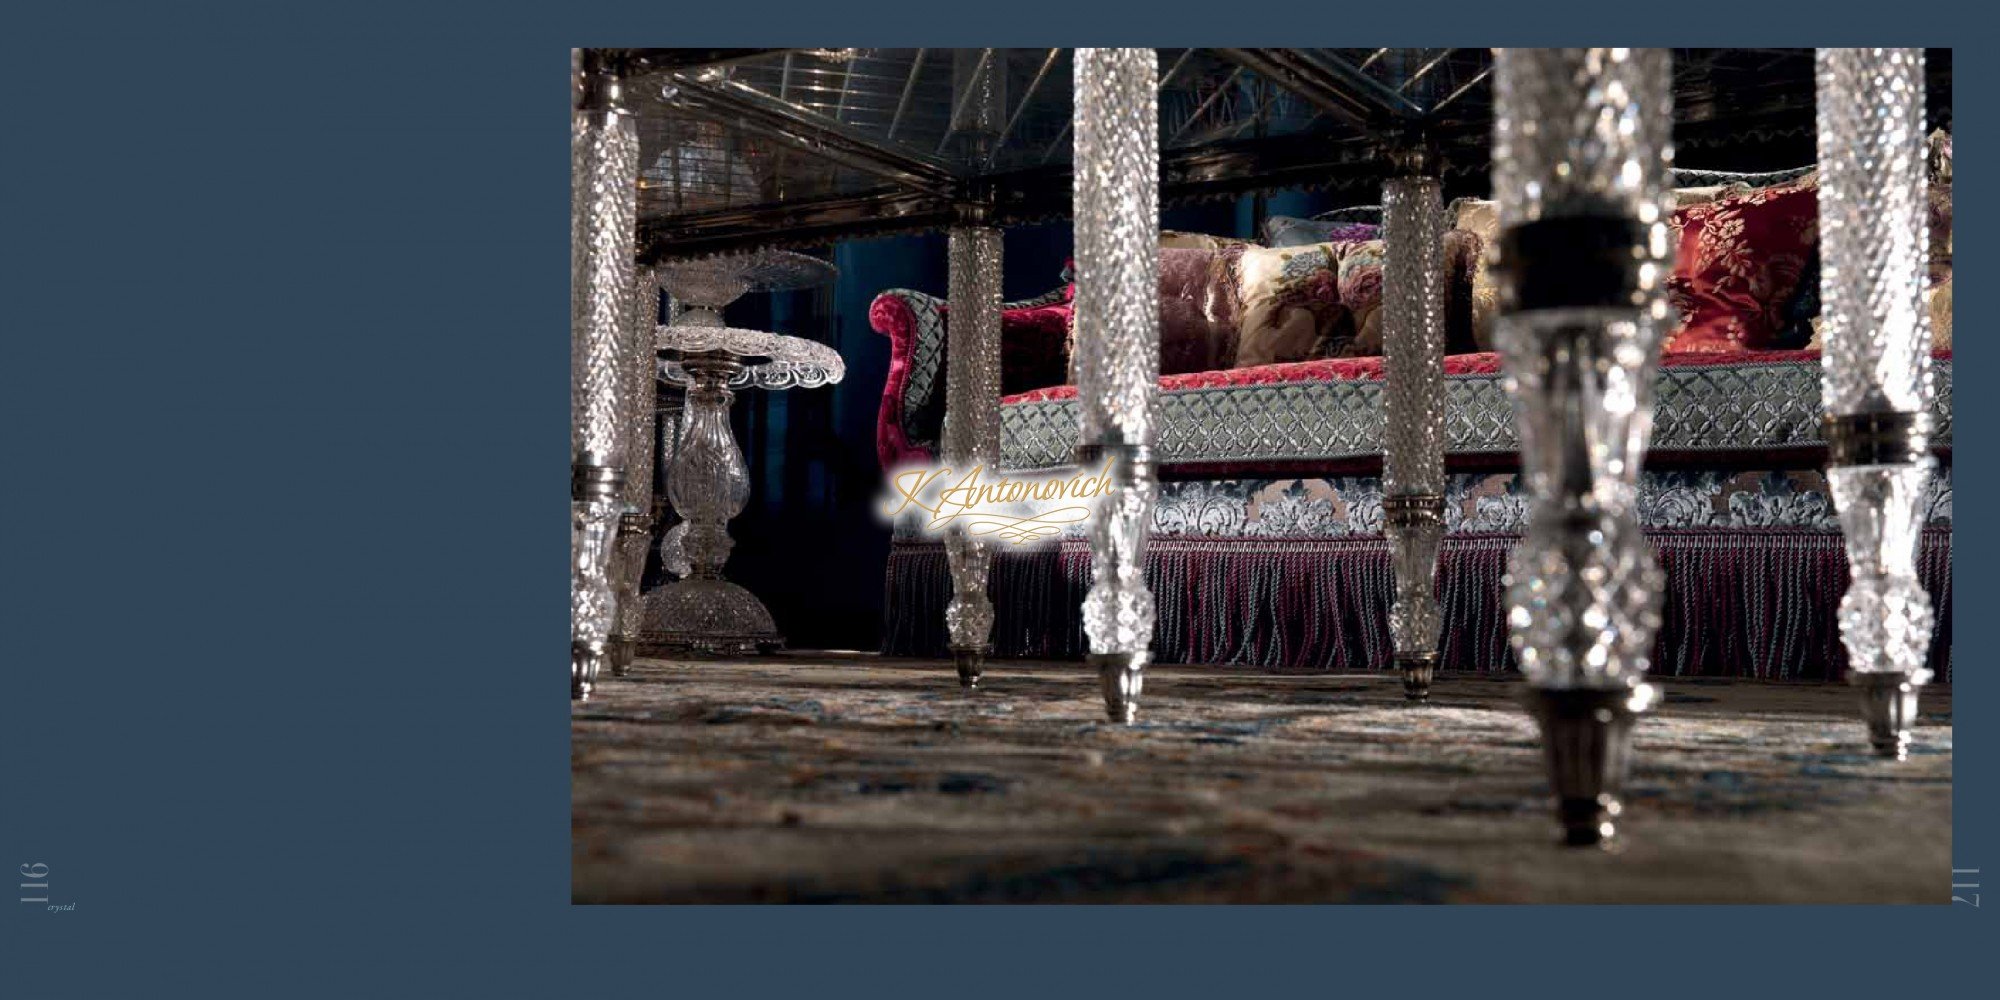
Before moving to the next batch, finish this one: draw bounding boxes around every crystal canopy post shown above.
[1816,48,1936,760]
[1072,47,1161,724]
[942,226,1003,688]
[572,49,640,700]
[610,266,661,676]
[1380,148,1449,702]
[1491,48,1675,846]
[940,50,1008,690]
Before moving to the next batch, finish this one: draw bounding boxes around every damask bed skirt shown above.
[882,530,1952,682]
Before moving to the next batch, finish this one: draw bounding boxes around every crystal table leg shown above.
[1073,48,1161,724]
[1381,166,1449,702]
[1491,48,1676,845]
[610,266,661,676]
[943,226,1003,688]
[571,50,638,700]
[1816,48,1937,759]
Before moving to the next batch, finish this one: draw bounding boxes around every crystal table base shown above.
[638,577,785,657]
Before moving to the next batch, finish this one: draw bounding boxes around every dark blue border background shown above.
[0,4,1983,995]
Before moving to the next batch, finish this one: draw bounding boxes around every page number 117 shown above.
[1955,868,1980,908]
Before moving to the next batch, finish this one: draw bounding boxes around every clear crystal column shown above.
[1492,48,1674,845]
[943,226,1003,688]
[609,265,661,676]
[1073,47,1160,723]
[571,50,639,700]
[1380,165,1449,702]
[1816,48,1936,760]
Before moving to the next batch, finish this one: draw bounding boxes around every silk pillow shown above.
[1159,247,1247,374]
[1262,216,1381,249]
[1665,180,1819,352]
[1235,242,1362,366]
[1162,230,1258,251]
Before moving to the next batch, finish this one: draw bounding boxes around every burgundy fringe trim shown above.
[883,530,1952,682]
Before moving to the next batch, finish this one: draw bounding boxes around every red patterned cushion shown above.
[1665,181,1819,352]
[926,300,1076,397]
[999,301,1072,396]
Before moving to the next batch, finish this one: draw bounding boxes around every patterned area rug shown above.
[572,655,1951,904]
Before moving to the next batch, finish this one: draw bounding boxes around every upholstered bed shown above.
[868,161,1954,682]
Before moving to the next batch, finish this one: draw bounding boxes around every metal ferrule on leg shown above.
[1816,48,1936,759]
[943,225,1003,689]
[1073,48,1162,724]
[1491,48,1676,845]
[1381,168,1449,702]
[610,266,662,676]
[572,50,639,700]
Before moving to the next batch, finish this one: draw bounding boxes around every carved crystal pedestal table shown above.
[636,251,843,657]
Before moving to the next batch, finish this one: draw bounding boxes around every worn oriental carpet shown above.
[572,655,1951,904]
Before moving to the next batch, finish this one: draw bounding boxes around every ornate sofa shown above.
[868,174,1954,682]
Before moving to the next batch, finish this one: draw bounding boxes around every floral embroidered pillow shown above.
[1235,232,1485,366]
[1234,241,1364,366]
[1664,180,1819,352]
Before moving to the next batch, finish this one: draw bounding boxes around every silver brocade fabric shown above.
[990,356,1952,471]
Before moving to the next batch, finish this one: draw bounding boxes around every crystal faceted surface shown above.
[1381,176,1448,662]
[571,497,621,696]
[1493,49,1674,691]
[1074,48,1161,721]
[1818,49,1931,419]
[613,267,662,659]
[654,253,844,392]
[943,227,1003,660]
[1817,49,1936,681]
[571,108,640,470]
[1492,48,1674,232]
[666,367,751,573]
[1073,48,1161,456]
[1829,463,1935,675]
[639,357,785,656]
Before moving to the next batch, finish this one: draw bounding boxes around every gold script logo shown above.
[882,459,1117,545]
